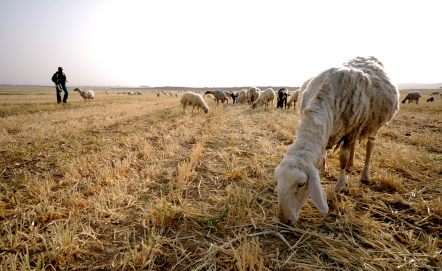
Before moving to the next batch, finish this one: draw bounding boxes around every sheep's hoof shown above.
[360,177,370,184]
[335,181,346,188]
[345,164,353,171]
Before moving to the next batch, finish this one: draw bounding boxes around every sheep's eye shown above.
[298,182,306,187]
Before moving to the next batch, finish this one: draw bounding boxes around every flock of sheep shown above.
[180,56,417,225]
[72,89,180,101]
[179,86,304,115]
[72,56,439,225]
[402,90,441,104]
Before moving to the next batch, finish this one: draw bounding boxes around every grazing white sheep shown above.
[175,93,178,97]
[287,90,300,110]
[251,88,275,109]
[288,78,314,110]
[401,91,422,104]
[248,87,261,104]
[274,56,399,225]
[106,91,109,95]
[430,91,440,96]
[74,88,95,102]
[237,89,248,104]
[180,92,209,115]
[205,91,228,104]
[427,96,434,102]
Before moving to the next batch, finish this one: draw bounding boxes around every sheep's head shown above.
[274,160,328,225]
[251,102,258,109]
[74,88,79,92]
[203,106,209,114]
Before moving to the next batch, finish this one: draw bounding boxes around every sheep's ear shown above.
[307,168,328,213]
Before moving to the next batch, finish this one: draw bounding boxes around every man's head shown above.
[58,67,63,71]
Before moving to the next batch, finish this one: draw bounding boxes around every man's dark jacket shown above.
[51,71,67,85]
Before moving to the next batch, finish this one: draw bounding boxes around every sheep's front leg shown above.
[336,148,350,188]
[360,137,375,183]
[183,105,187,115]
[346,142,356,171]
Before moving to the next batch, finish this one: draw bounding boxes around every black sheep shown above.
[230,93,238,104]
[277,88,289,109]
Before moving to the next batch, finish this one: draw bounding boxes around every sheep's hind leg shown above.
[346,142,356,171]
[336,148,350,188]
[360,137,375,183]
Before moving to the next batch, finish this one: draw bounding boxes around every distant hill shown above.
[397,83,442,90]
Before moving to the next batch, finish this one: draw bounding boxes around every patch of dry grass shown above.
[0,87,441,270]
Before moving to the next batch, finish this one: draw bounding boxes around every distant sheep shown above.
[427,96,434,102]
[237,89,248,104]
[277,88,289,109]
[440,93,442,99]
[287,90,300,110]
[248,87,261,104]
[430,91,439,96]
[205,91,228,104]
[288,78,314,110]
[401,91,422,104]
[274,56,399,225]
[230,93,237,104]
[180,92,209,115]
[74,88,95,102]
[251,88,275,109]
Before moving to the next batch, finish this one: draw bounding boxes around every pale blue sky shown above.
[0,0,441,87]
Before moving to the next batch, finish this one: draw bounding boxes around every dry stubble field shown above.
[0,86,441,270]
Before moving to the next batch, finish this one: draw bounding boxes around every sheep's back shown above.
[180,92,207,107]
[404,92,421,100]
[300,57,399,149]
[288,90,300,104]
[84,90,94,98]
[213,91,227,100]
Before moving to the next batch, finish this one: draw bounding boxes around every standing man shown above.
[51,67,68,103]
